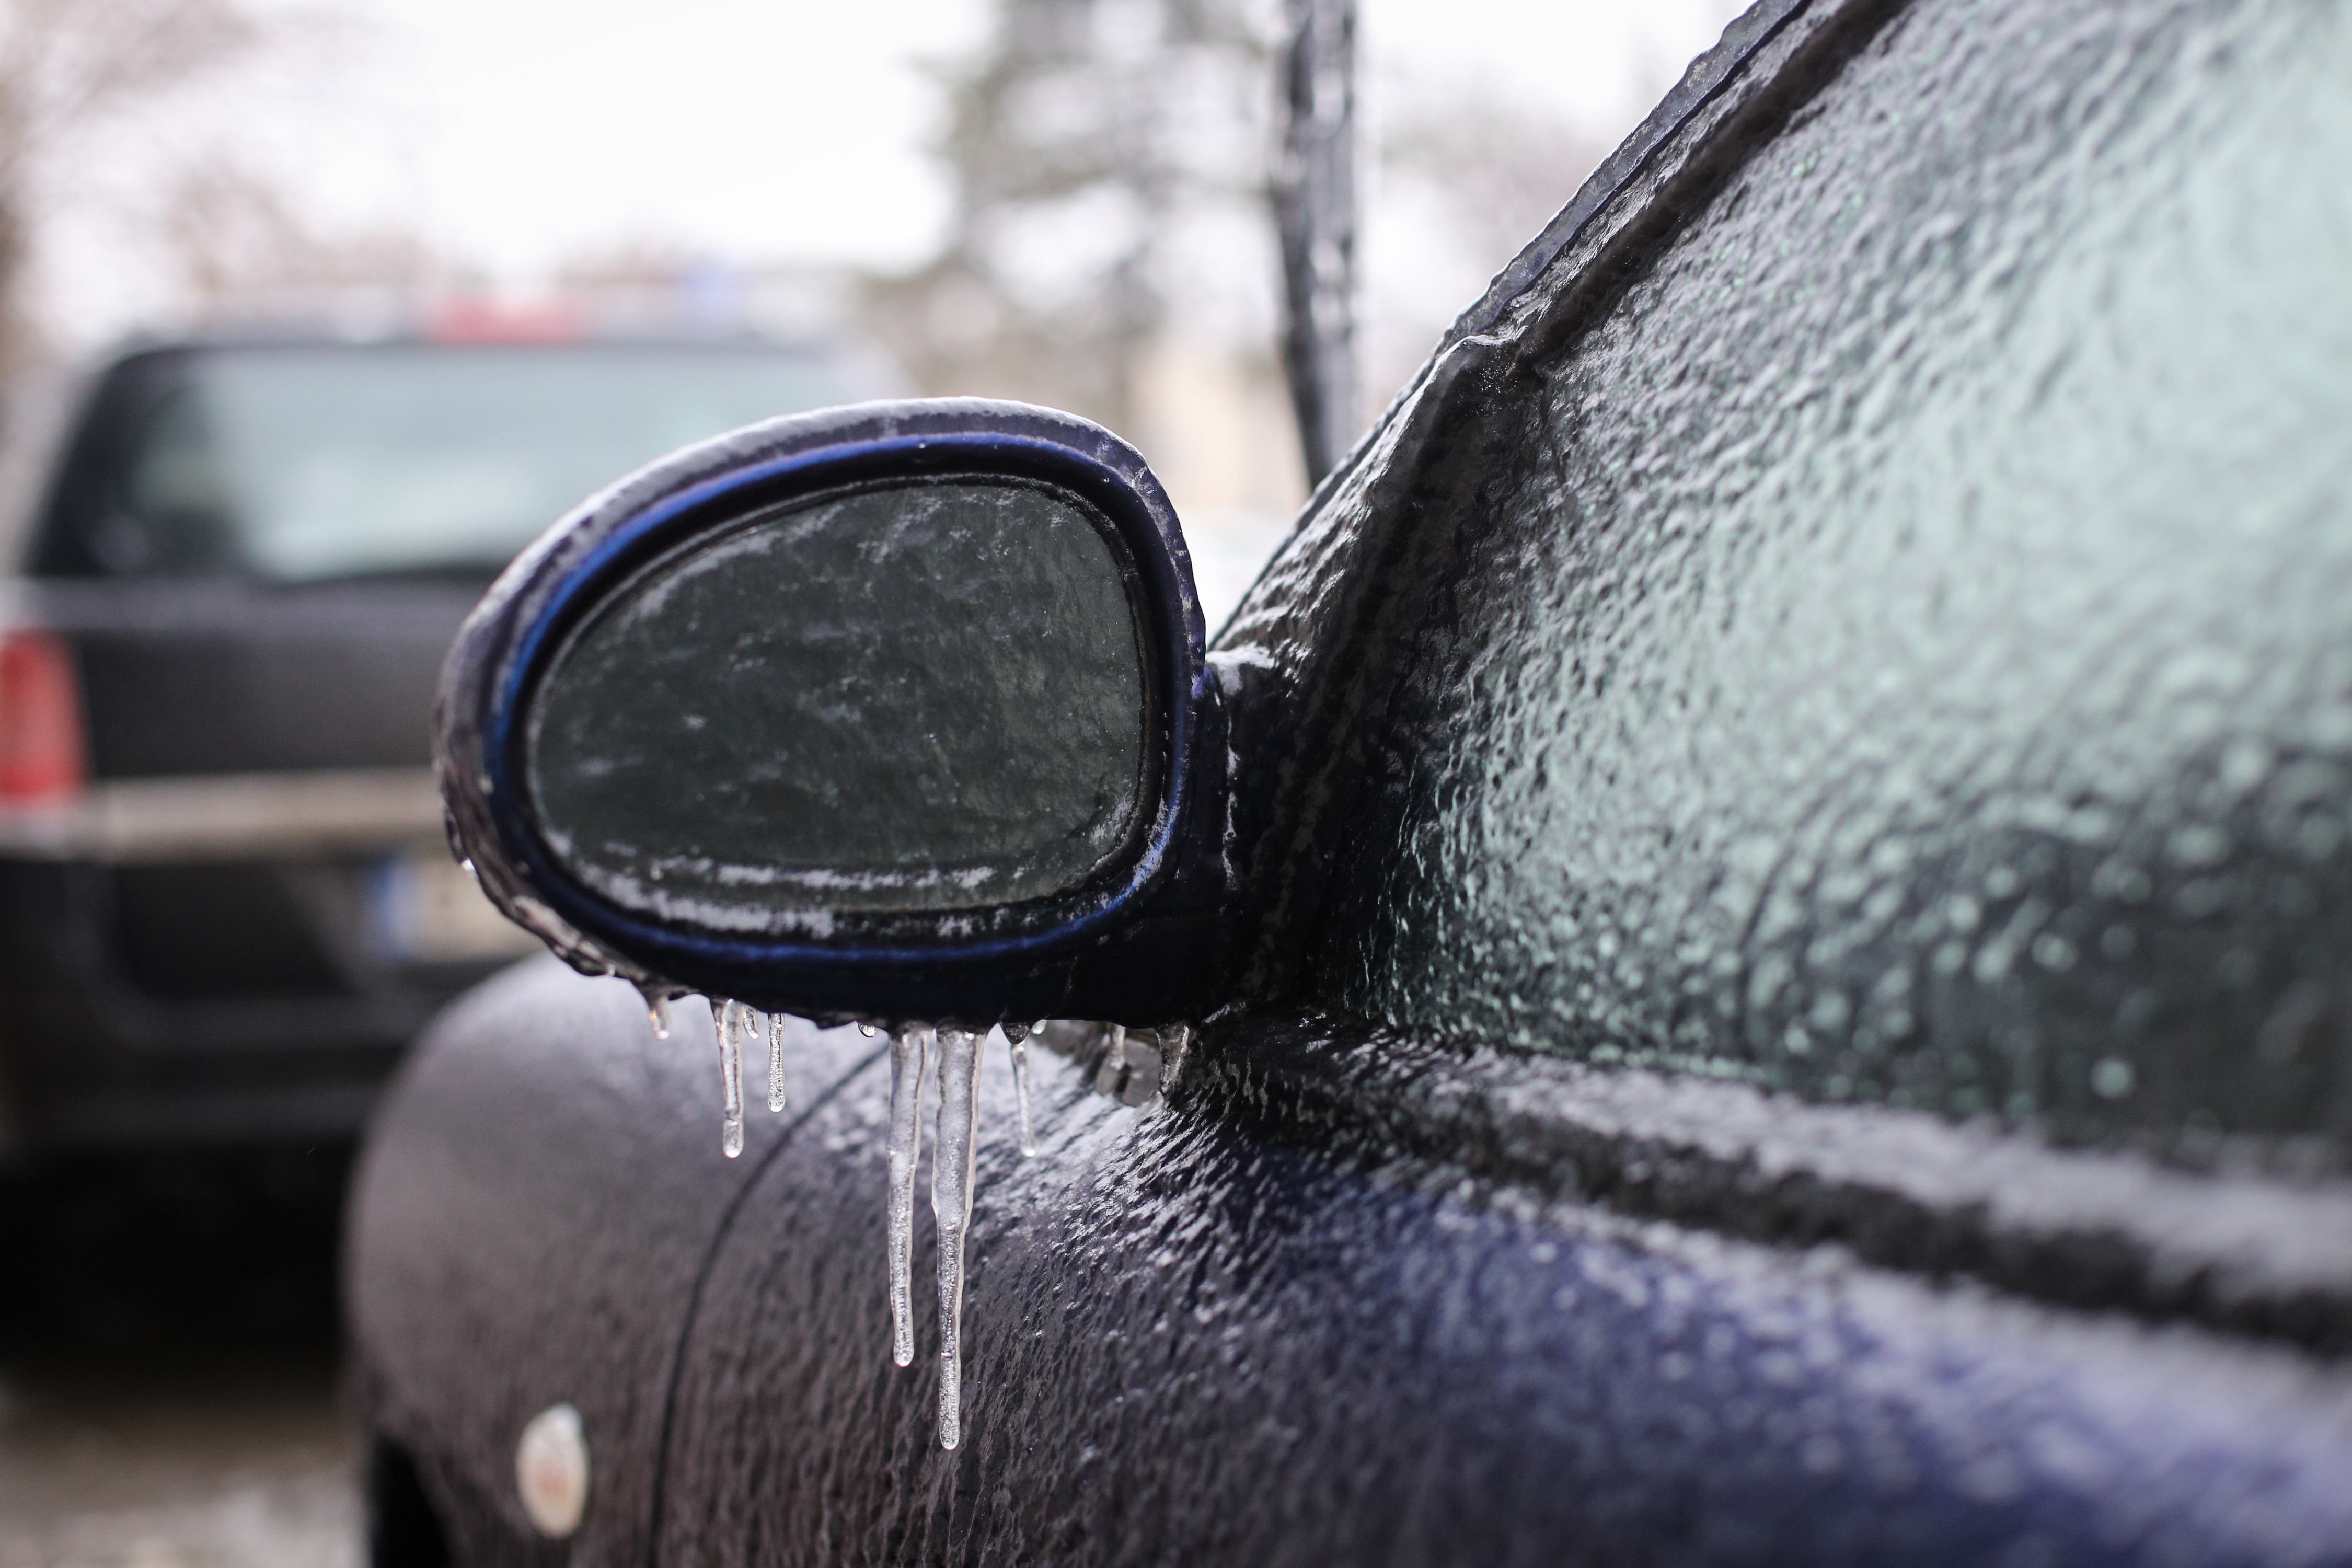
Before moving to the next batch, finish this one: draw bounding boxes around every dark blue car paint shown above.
[352,960,2352,1565]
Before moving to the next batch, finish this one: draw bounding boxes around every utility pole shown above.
[1274,0,1358,489]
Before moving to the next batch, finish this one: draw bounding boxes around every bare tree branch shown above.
[0,0,263,378]
[862,0,1270,438]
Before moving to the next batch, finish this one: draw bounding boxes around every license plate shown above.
[370,849,544,963]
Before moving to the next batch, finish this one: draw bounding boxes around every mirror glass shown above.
[523,477,1151,929]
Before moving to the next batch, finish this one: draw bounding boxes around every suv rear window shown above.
[38,341,858,582]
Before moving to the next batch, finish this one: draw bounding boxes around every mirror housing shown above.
[436,399,1226,1024]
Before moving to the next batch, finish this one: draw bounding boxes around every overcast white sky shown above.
[328,0,1736,274]
[44,0,1743,345]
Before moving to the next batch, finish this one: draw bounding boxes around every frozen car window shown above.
[108,343,855,581]
[1313,0,2352,1161]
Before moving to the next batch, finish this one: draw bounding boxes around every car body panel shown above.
[348,959,861,1566]
[354,960,2352,1565]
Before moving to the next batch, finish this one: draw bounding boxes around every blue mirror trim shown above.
[438,400,1208,1009]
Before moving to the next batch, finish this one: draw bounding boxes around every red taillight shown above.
[424,296,583,344]
[0,628,86,804]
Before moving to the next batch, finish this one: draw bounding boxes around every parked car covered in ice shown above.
[351,1,2352,1562]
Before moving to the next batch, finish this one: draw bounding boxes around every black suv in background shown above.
[0,329,864,1158]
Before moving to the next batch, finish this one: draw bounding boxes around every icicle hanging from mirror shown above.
[649,1000,1189,1447]
[767,1011,789,1113]
[930,1026,985,1449]
[714,999,750,1158]
[886,1023,932,1369]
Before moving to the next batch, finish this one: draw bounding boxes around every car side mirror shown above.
[435,399,1219,1024]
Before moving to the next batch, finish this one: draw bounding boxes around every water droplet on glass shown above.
[716,1000,748,1157]
[766,1010,789,1113]
[931,1024,984,1449]
[2090,1056,2136,1100]
[2031,932,2077,971]
[886,1024,932,1368]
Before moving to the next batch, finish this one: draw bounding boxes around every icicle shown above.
[1007,1033,1040,1158]
[931,1025,985,1449]
[766,1011,789,1113]
[1091,1024,1129,1096]
[1158,1022,1195,1090]
[858,1022,880,1037]
[886,1025,932,1368]
[715,1000,748,1158]
[638,983,672,1039]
